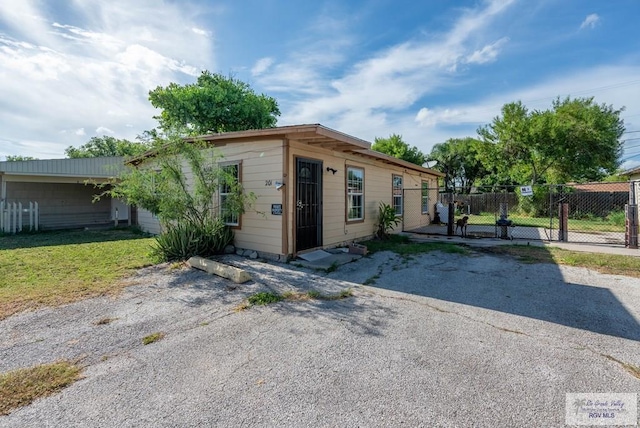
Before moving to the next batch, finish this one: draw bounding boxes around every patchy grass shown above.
[603,354,640,380]
[325,261,339,273]
[285,288,354,301]
[482,245,640,278]
[248,292,284,306]
[0,361,83,416]
[363,234,467,256]
[142,332,165,345]
[0,228,155,320]
[94,317,118,326]
[243,288,354,309]
[468,212,625,232]
[363,274,380,285]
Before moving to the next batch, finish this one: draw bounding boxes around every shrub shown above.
[376,202,401,239]
[517,186,551,217]
[606,210,626,227]
[152,217,233,262]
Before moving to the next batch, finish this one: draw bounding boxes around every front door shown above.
[295,158,323,252]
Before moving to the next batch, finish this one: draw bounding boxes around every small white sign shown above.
[519,185,533,196]
[566,393,637,426]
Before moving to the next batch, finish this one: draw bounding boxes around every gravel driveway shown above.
[1,249,639,427]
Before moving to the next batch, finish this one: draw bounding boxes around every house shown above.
[623,165,640,181]
[0,156,130,231]
[133,124,444,260]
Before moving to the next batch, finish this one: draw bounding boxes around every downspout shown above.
[281,138,290,259]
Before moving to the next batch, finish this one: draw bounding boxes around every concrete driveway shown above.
[1,249,639,427]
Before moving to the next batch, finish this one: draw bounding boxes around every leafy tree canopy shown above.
[477,97,624,184]
[65,136,150,159]
[6,155,38,161]
[148,71,280,135]
[427,137,490,193]
[372,134,426,166]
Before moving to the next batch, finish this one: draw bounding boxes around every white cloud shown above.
[191,27,211,37]
[0,0,215,158]
[274,0,515,134]
[96,126,115,135]
[580,13,600,30]
[409,64,640,155]
[251,57,274,76]
[466,37,509,64]
[75,128,86,136]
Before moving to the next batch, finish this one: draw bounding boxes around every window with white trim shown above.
[219,162,240,226]
[346,167,364,221]
[392,175,403,216]
[421,181,430,214]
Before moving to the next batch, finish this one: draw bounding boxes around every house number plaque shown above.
[271,204,283,215]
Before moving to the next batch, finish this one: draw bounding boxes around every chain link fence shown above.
[403,182,634,246]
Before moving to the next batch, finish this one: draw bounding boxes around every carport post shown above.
[628,181,639,249]
[626,204,638,249]
[558,203,568,242]
[447,202,454,236]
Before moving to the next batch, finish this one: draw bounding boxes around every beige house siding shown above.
[207,140,284,255]
[137,208,162,235]
[131,125,442,258]
[286,140,438,252]
[136,140,286,255]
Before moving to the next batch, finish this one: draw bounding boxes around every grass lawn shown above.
[363,234,468,255]
[0,228,155,320]
[467,212,624,232]
[0,361,83,416]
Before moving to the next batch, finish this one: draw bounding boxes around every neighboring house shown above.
[0,156,129,231]
[567,182,629,192]
[132,124,444,260]
[623,165,640,181]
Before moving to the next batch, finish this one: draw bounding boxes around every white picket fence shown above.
[0,201,39,233]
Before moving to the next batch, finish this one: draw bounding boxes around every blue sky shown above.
[1,0,639,169]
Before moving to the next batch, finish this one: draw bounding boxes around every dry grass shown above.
[0,229,155,320]
[604,355,640,380]
[0,361,83,415]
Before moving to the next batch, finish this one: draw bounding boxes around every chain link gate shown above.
[402,182,631,247]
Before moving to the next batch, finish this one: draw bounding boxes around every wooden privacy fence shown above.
[0,201,39,233]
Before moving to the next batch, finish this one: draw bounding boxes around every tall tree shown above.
[372,134,426,166]
[65,136,150,158]
[6,155,37,161]
[428,137,489,193]
[148,71,280,135]
[477,97,624,184]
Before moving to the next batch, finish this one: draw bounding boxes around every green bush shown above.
[517,186,551,217]
[152,217,234,262]
[376,202,401,239]
[606,210,626,227]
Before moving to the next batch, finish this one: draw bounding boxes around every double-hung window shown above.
[392,175,403,216]
[421,181,429,214]
[346,167,364,221]
[219,162,240,226]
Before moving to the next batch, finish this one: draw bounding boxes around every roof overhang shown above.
[128,124,444,177]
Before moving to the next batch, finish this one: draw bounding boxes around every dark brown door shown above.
[295,158,322,251]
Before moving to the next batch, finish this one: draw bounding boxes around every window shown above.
[421,181,430,214]
[346,167,364,221]
[392,175,403,216]
[219,162,240,226]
